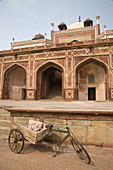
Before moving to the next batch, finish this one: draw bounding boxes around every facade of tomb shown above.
[0,16,113,101]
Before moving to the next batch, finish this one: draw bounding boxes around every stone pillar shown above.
[64,50,75,100]
[96,15,100,25]
[51,23,54,43]
[96,15,100,36]
[51,23,54,31]
[44,33,47,45]
[26,55,36,100]
[104,25,107,39]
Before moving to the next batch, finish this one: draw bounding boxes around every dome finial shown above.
[32,33,44,40]
[12,38,15,42]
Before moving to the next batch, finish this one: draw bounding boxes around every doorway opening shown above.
[22,89,26,100]
[41,67,62,99]
[88,87,96,100]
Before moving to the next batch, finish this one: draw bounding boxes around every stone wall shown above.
[0,39,113,101]
[13,116,113,148]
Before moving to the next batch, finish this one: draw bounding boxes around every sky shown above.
[0,0,113,51]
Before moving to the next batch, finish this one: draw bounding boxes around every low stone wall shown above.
[0,108,10,139]
[12,110,113,148]
[45,118,113,147]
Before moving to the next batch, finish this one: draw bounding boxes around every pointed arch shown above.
[3,63,27,75]
[75,57,108,85]
[2,64,27,100]
[36,60,65,73]
[75,57,108,74]
[36,61,64,99]
[75,57,108,101]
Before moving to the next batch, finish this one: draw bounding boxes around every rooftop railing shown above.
[0,38,113,56]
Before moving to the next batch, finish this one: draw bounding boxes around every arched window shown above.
[88,74,95,84]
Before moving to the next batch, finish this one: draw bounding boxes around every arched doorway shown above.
[3,64,26,100]
[37,62,64,99]
[76,58,108,101]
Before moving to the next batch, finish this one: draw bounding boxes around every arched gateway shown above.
[3,64,26,100]
[76,58,108,101]
[36,62,64,99]
[0,16,113,101]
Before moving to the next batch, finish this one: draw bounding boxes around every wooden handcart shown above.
[8,119,91,164]
[8,120,53,153]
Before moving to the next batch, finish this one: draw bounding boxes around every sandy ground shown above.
[0,138,113,170]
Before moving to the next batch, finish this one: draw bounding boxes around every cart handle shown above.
[46,124,53,129]
[57,122,74,130]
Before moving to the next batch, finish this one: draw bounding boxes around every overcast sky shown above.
[0,0,113,50]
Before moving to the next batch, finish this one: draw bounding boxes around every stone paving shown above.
[0,100,113,111]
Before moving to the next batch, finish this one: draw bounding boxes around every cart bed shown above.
[14,120,51,144]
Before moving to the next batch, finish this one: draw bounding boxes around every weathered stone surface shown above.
[0,127,10,135]
[0,114,10,120]
[14,117,36,126]
[69,125,87,142]
[44,118,67,127]
[1,104,113,146]
[44,118,67,139]
[0,109,10,114]
[68,120,92,126]
[87,126,113,144]
[0,120,10,127]
[92,121,113,128]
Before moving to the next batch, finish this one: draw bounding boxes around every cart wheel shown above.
[8,129,24,154]
[52,144,59,152]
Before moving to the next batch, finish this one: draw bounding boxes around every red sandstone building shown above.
[0,16,113,101]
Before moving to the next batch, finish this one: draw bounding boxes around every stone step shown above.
[47,89,62,98]
[54,96,62,99]
[0,120,10,127]
[47,81,62,99]
[0,109,10,114]
[0,135,8,140]
[0,114,10,120]
[47,94,62,99]
[0,126,10,135]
